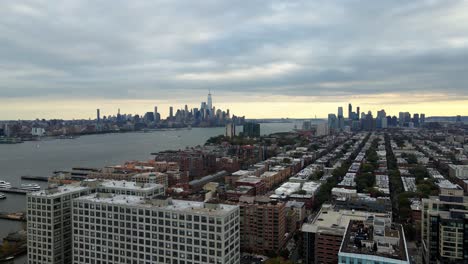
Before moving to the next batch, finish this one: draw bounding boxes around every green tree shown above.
[406,154,418,164]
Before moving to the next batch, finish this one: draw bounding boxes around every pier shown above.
[0,212,26,222]
[20,176,49,182]
[0,188,31,195]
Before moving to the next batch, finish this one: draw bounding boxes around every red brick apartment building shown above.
[236,196,287,254]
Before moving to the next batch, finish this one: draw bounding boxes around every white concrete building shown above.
[27,181,166,264]
[27,185,93,264]
[72,195,240,264]
[31,127,46,137]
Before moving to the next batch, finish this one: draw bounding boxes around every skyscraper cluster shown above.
[327,103,425,133]
[165,91,244,127]
[94,92,245,131]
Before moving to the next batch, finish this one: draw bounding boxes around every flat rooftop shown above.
[29,185,89,197]
[99,180,163,191]
[236,176,262,184]
[340,220,408,262]
[75,194,238,216]
[301,205,376,235]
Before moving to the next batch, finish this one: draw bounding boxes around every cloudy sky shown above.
[1,0,468,119]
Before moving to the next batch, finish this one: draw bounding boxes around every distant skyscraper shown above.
[117,108,122,122]
[398,112,410,127]
[377,109,386,119]
[356,106,360,120]
[338,107,343,118]
[144,112,155,123]
[225,123,236,138]
[207,90,213,110]
[376,110,386,129]
[243,122,260,137]
[363,112,374,131]
[96,109,101,131]
[348,103,352,119]
[328,114,337,130]
[413,113,420,127]
[169,106,174,118]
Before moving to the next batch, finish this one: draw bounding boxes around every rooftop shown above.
[29,185,89,197]
[75,194,238,216]
[98,180,163,191]
[301,204,378,236]
[236,176,262,184]
[339,219,408,262]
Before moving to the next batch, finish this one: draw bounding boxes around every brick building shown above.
[236,196,287,254]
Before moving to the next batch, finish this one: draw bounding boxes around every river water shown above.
[0,123,302,263]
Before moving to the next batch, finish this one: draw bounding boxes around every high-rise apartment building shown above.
[72,196,240,264]
[421,188,468,264]
[420,114,426,124]
[316,123,329,136]
[242,122,260,138]
[27,186,94,264]
[413,113,420,127]
[225,123,236,138]
[328,114,337,131]
[338,107,344,118]
[398,112,411,127]
[237,196,287,254]
[27,180,165,264]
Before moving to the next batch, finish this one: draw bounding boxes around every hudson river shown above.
[0,123,301,250]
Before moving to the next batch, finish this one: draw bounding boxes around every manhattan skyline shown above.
[1,1,468,119]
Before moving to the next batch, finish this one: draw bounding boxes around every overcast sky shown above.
[1,0,468,119]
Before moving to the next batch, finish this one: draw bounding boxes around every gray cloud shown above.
[1,0,468,100]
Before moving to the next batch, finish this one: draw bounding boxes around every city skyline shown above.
[1,1,468,119]
[1,96,467,121]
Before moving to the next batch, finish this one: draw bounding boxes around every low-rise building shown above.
[301,204,386,264]
[338,217,409,264]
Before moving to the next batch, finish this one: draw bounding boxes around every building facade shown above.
[27,186,93,264]
[237,196,287,254]
[421,189,468,264]
[72,196,240,264]
[27,181,165,264]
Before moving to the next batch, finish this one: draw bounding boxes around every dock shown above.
[20,175,49,182]
[0,188,31,195]
[0,212,26,222]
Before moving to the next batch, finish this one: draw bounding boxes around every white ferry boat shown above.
[0,193,6,199]
[19,183,41,191]
[0,180,12,189]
